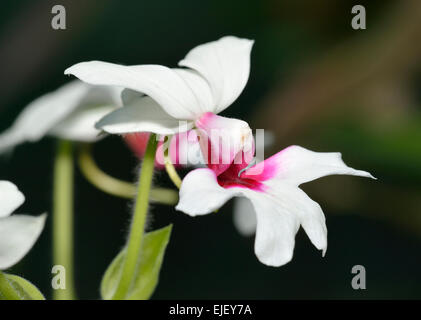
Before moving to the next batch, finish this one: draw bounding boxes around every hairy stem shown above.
[112,134,158,300]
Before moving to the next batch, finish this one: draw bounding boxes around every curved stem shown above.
[0,272,22,300]
[77,144,178,205]
[53,140,76,300]
[163,136,182,189]
[112,134,158,300]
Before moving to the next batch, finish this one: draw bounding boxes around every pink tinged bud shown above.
[124,132,150,159]
[124,132,166,168]
[195,112,254,176]
[124,131,201,168]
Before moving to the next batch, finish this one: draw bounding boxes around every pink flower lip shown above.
[215,160,267,192]
[217,175,266,191]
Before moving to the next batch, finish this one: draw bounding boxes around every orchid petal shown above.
[179,36,253,112]
[244,191,300,267]
[96,96,192,135]
[0,81,91,152]
[240,185,326,266]
[242,145,375,186]
[175,168,239,216]
[0,214,46,270]
[195,112,254,176]
[176,168,327,266]
[0,82,122,150]
[0,181,24,218]
[50,105,115,142]
[65,61,207,120]
[173,69,214,114]
[288,188,328,255]
[233,187,326,251]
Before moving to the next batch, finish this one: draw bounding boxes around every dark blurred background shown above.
[0,0,420,299]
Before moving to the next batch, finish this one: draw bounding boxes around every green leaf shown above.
[100,247,126,300]
[101,224,172,300]
[0,273,45,300]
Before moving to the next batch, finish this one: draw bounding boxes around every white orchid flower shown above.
[0,80,122,153]
[124,129,271,237]
[0,181,46,270]
[176,145,375,267]
[64,36,254,166]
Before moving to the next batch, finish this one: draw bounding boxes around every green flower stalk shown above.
[111,134,158,300]
[53,140,76,300]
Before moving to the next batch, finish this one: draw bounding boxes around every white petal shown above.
[80,84,123,107]
[262,186,327,256]
[0,81,91,152]
[65,61,205,120]
[121,88,143,105]
[96,97,193,135]
[50,105,115,142]
[290,188,328,255]
[276,146,375,185]
[0,214,46,270]
[233,197,256,236]
[49,85,122,141]
[243,190,300,267]
[243,145,375,186]
[175,168,239,216]
[0,181,24,218]
[241,185,327,266]
[179,36,253,113]
[121,72,213,113]
[173,69,214,114]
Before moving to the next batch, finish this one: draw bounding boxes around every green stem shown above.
[53,140,76,300]
[112,134,158,300]
[77,144,178,205]
[163,136,182,189]
[0,272,21,300]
